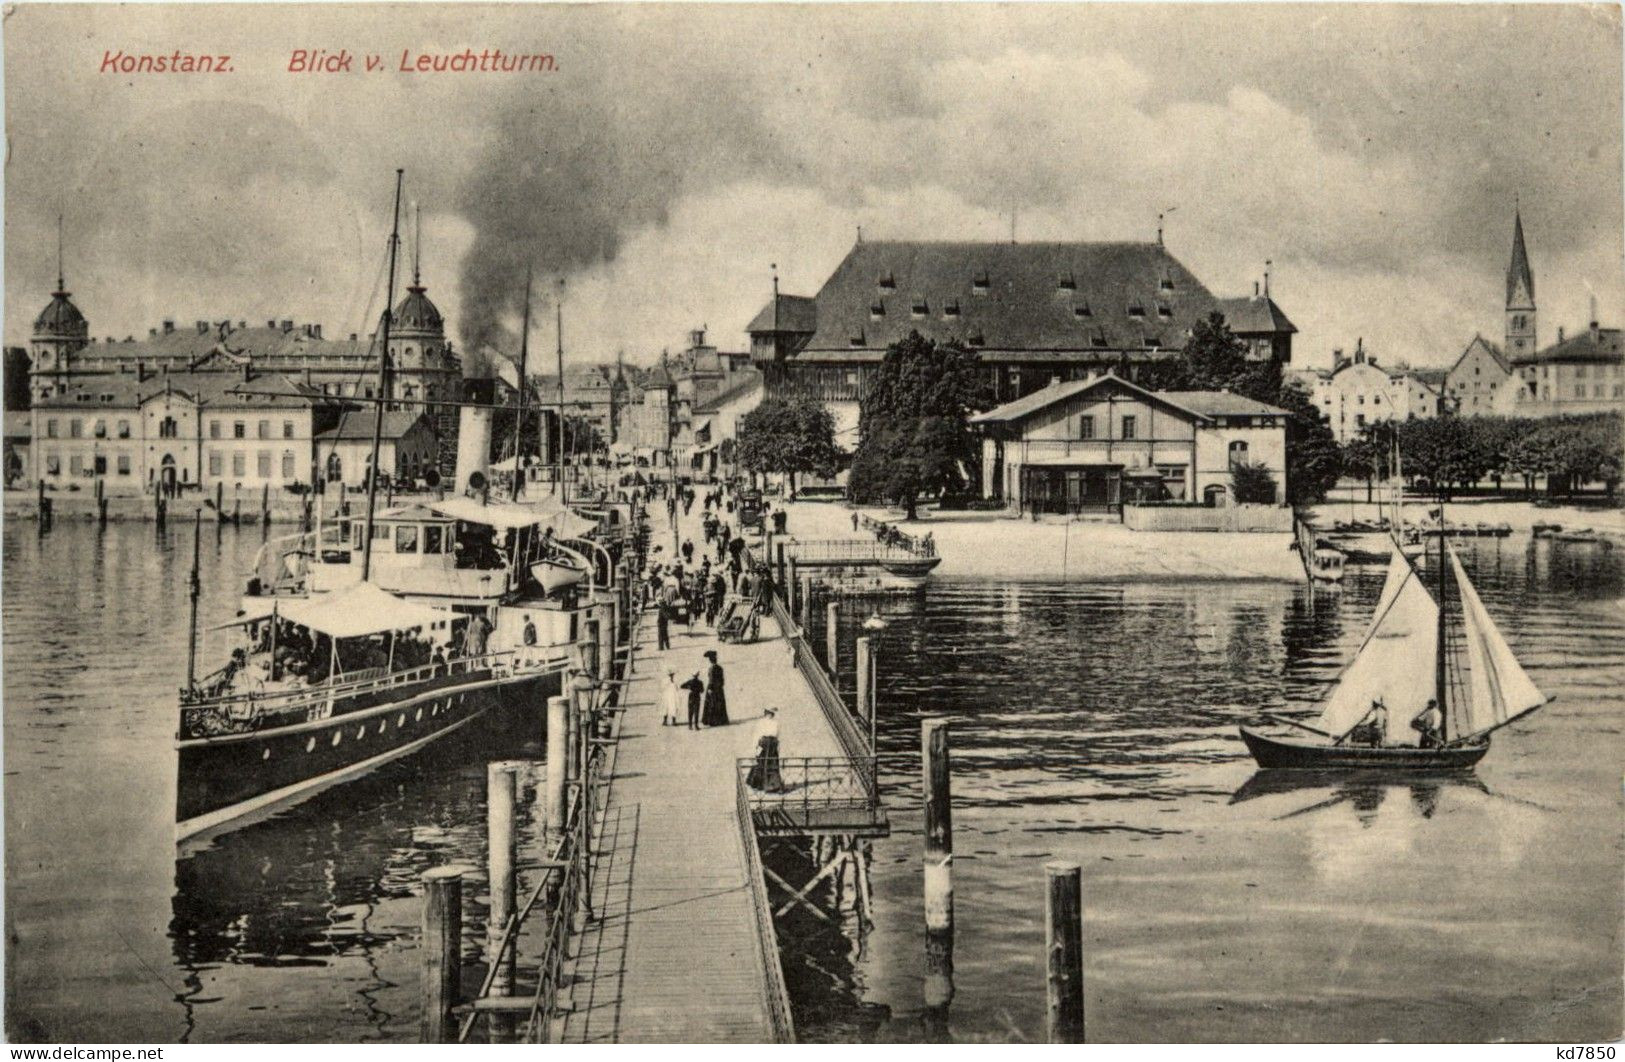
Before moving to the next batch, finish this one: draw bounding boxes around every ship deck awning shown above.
[218,583,454,639]
[429,496,598,537]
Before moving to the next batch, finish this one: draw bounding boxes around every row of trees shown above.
[1342,412,1622,500]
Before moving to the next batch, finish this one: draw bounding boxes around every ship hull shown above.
[177,669,557,844]
[1238,725,1489,770]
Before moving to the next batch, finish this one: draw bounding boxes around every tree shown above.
[735,395,843,490]
[1231,460,1280,504]
[847,331,991,519]
[1276,379,1343,506]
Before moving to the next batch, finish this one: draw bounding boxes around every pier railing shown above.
[789,538,937,565]
[766,590,875,778]
[856,513,938,557]
[735,771,797,1042]
[738,756,884,835]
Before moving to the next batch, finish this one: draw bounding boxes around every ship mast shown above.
[185,507,202,693]
[554,282,565,498]
[513,265,533,500]
[361,168,405,583]
[1435,499,1448,742]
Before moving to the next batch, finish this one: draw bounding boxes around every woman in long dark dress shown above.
[746,708,782,791]
[701,650,729,727]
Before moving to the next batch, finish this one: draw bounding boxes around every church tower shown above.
[1505,206,1537,359]
[30,221,89,402]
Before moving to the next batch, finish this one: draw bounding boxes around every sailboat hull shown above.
[1238,726,1489,770]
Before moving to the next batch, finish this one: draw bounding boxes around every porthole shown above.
[416,708,423,722]
[331,731,342,747]
[377,721,386,735]
[305,737,316,753]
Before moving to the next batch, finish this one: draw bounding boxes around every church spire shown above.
[1505,202,1537,358]
[1507,203,1535,309]
[55,212,65,294]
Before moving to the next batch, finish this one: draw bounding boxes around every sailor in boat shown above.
[1349,701,1388,747]
[1411,700,1444,749]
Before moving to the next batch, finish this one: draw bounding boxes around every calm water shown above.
[4,521,1621,1042]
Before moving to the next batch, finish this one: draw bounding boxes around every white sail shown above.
[1448,544,1546,738]
[1315,552,1439,744]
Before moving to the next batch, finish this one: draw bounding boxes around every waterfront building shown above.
[30,371,357,494]
[969,373,1291,512]
[1295,342,1443,442]
[24,252,465,473]
[621,359,674,461]
[688,369,764,477]
[314,409,439,488]
[747,239,1297,444]
[531,363,629,447]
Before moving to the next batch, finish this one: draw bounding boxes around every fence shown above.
[735,772,797,1042]
[789,538,936,565]
[855,513,938,557]
[767,590,874,781]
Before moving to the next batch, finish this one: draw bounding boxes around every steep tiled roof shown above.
[784,241,1282,356]
[72,323,377,368]
[971,372,1287,425]
[1513,325,1623,367]
[316,409,428,441]
[1449,334,1511,376]
[746,294,817,335]
[1213,294,1298,335]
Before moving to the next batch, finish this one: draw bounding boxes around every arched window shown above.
[326,452,342,482]
[1228,440,1249,467]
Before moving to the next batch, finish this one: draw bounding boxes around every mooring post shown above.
[1045,861,1086,1043]
[545,694,569,843]
[787,557,799,620]
[775,541,787,601]
[232,491,241,526]
[419,865,465,1044]
[922,719,953,936]
[215,480,223,519]
[486,762,518,999]
[800,577,813,633]
[825,600,840,670]
[856,636,874,722]
[566,674,586,789]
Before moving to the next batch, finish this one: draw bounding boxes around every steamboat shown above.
[176,170,613,844]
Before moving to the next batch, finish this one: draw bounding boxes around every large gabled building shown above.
[746,239,1296,443]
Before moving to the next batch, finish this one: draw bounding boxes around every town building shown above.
[30,371,345,494]
[969,373,1291,513]
[1293,342,1444,442]
[747,239,1297,445]
[688,369,764,477]
[1443,335,1518,416]
[315,409,440,489]
[531,364,629,448]
[23,254,464,472]
[1510,315,1624,416]
[620,360,674,460]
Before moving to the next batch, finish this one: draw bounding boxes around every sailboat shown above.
[1240,533,1548,770]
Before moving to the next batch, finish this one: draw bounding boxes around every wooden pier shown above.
[446,502,887,1044]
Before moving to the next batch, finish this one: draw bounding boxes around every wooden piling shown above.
[1045,861,1085,1043]
[486,762,517,998]
[214,481,224,520]
[799,577,813,633]
[921,719,953,936]
[856,636,874,722]
[566,677,585,788]
[826,600,840,669]
[546,694,568,842]
[419,865,465,1044]
[775,540,787,599]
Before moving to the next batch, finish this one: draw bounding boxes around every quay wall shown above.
[1122,503,1294,533]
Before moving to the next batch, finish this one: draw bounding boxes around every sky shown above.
[4,3,1621,373]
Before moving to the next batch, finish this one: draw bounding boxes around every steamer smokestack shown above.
[454,378,495,494]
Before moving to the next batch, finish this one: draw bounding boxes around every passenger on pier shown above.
[746,708,783,792]
[661,671,681,726]
[656,603,671,651]
[681,672,704,730]
[701,649,729,727]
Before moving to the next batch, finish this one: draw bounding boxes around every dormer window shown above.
[1145,335,1163,349]
[1127,302,1146,318]
[1092,334,1110,349]
[972,272,990,294]
[1159,277,1175,292]
[877,273,895,290]
[943,300,961,318]
[870,300,886,319]
[849,329,866,348]
[911,298,929,318]
[967,331,985,347]
[1057,273,1076,291]
[1073,304,1092,318]
[1157,305,1173,318]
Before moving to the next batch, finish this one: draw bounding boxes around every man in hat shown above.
[700,649,729,727]
[655,601,671,651]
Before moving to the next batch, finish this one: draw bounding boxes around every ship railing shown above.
[177,649,572,738]
[735,767,797,1042]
